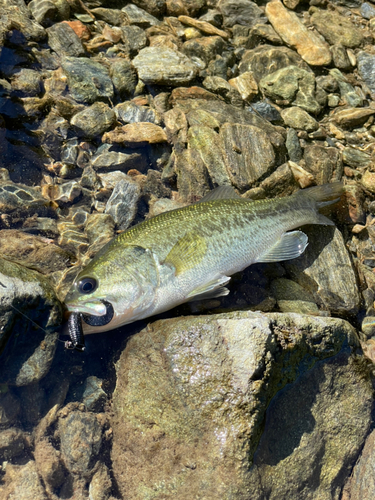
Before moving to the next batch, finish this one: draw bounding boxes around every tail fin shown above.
[294,182,343,209]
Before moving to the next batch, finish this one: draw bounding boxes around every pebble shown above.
[109,58,138,99]
[265,0,331,66]
[92,148,146,172]
[228,71,258,102]
[218,0,266,28]
[331,107,375,128]
[70,102,116,138]
[357,52,375,95]
[286,128,302,162]
[0,428,27,461]
[121,25,147,56]
[0,181,47,214]
[178,15,229,39]
[271,277,319,314]
[122,3,160,27]
[61,56,114,104]
[311,10,364,48]
[115,101,159,124]
[82,376,107,412]
[361,170,375,193]
[103,122,168,147]
[105,177,141,230]
[132,46,198,85]
[47,21,84,57]
[281,107,319,132]
[361,2,375,19]
[11,69,44,97]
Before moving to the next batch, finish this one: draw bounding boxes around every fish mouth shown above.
[66,300,108,317]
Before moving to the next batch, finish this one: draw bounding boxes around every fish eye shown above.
[77,277,97,294]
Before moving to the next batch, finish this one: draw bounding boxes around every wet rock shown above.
[183,35,225,65]
[281,107,318,132]
[47,21,84,57]
[286,128,302,162]
[357,51,375,95]
[121,25,147,56]
[115,101,159,124]
[331,44,352,71]
[258,162,297,197]
[220,123,275,190]
[61,56,114,104]
[109,58,137,99]
[0,428,28,461]
[28,0,57,27]
[92,147,146,172]
[111,310,369,499]
[331,107,375,129]
[11,68,43,97]
[361,2,375,19]
[85,213,115,254]
[59,410,102,475]
[71,102,116,139]
[311,9,364,48]
[342,428,375,500]
[47,181,82,205]
[0,229,73,274]
[0,460,47,499]
[133,46,197,85]
[343,148,371,169]
[178,14,228,39]
[260,65,321,115]
[148,197,186,217]
[0,390,20,428]
[265,0,331,66]
[0,257,61,386]
[175,148,211,202]
[105,177,140,230]
[187,126,230,186]
[82,376,107,412]
[89,462,112,500]
[202,75,241,104]
[228,71,258,102]
[122,3,161,27]
[143,169,171,198]
[0,181,47,214]
[57,221,89,253]
[250,100,282,123]
[218,0,266,28]
[285,226,360,315]
[304,145,342,184]
[103,122,167,147]
[270,277,319,314]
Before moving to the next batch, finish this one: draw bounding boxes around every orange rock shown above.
[103,123,168,147]
[63,20,91,41]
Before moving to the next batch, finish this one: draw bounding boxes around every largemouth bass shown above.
[64,183,343,336]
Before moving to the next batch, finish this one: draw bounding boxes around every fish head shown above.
[64,244,159,332]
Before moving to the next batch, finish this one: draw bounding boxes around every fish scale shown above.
[64,183,343,335]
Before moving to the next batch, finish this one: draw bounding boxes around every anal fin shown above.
[187,276,231,301]
[258,230,308,263]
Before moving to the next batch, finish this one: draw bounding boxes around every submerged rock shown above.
[111,310,370,499]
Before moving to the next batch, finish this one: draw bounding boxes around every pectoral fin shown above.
[187,275,231,301]
[258,230,308,263]
[164,232,207,276]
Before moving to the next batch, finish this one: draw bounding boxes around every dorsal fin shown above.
[198,185,241,203]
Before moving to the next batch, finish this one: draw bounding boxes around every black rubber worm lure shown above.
[65,300,114,352]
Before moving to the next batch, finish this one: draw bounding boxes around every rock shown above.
[59,410,102,475]
[0,258,61,386]
[270,277,319,314]
[28,0,57,27]
[11,68,43,97]
[121,25,147,56]
[105,177,140,230]
[357,51,375,95]
[331,44,352,71]
[178,14,229,39]
[103,122,168,147]
[342,429,375,500]
[183,35,225,65]
[175,148,211,202]
[71,102,116,139]
[220,122,276,190]
[311,10,364,48]
[331,107,375,129]
[343,148,371,169]
[361,170,375,193]
[202,75,241,104]
[259,162,297,197]
[361,2,375,19]
[57,221,89,253]
[63,19,90,41]
[187,126,231,186]
[0,390,20,427]
[281,107,318,132]
[0,460,47,499]
[61,56,114,104]
[0,428,27,461]
[92,148,146,172]
[218,0,266,28]
[286,128,302,162]
[85,213,115,253]
[303,145,342,185]
[89,462,112,500]
[47,21,84,57]
[115,101,159,124]
[329,68,363,108]
[133,46,197,85]
[122,3,161,27]
[91,7,126,25]
[250,100,282,123]
[285,226,360,315]
[109,59,138,99]
[46,180,82,205]
[82,376,107,412]
[0,181,47,214]
[239,45,311,83]
[228,71,258,102]
[111,310,370,499]
[260,65,321,115]
[143,169,171,198]
[265,0,331,66]
[0,229,73,274]
[148,197,186,217]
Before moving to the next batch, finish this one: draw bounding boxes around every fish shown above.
[64,182,343,337]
